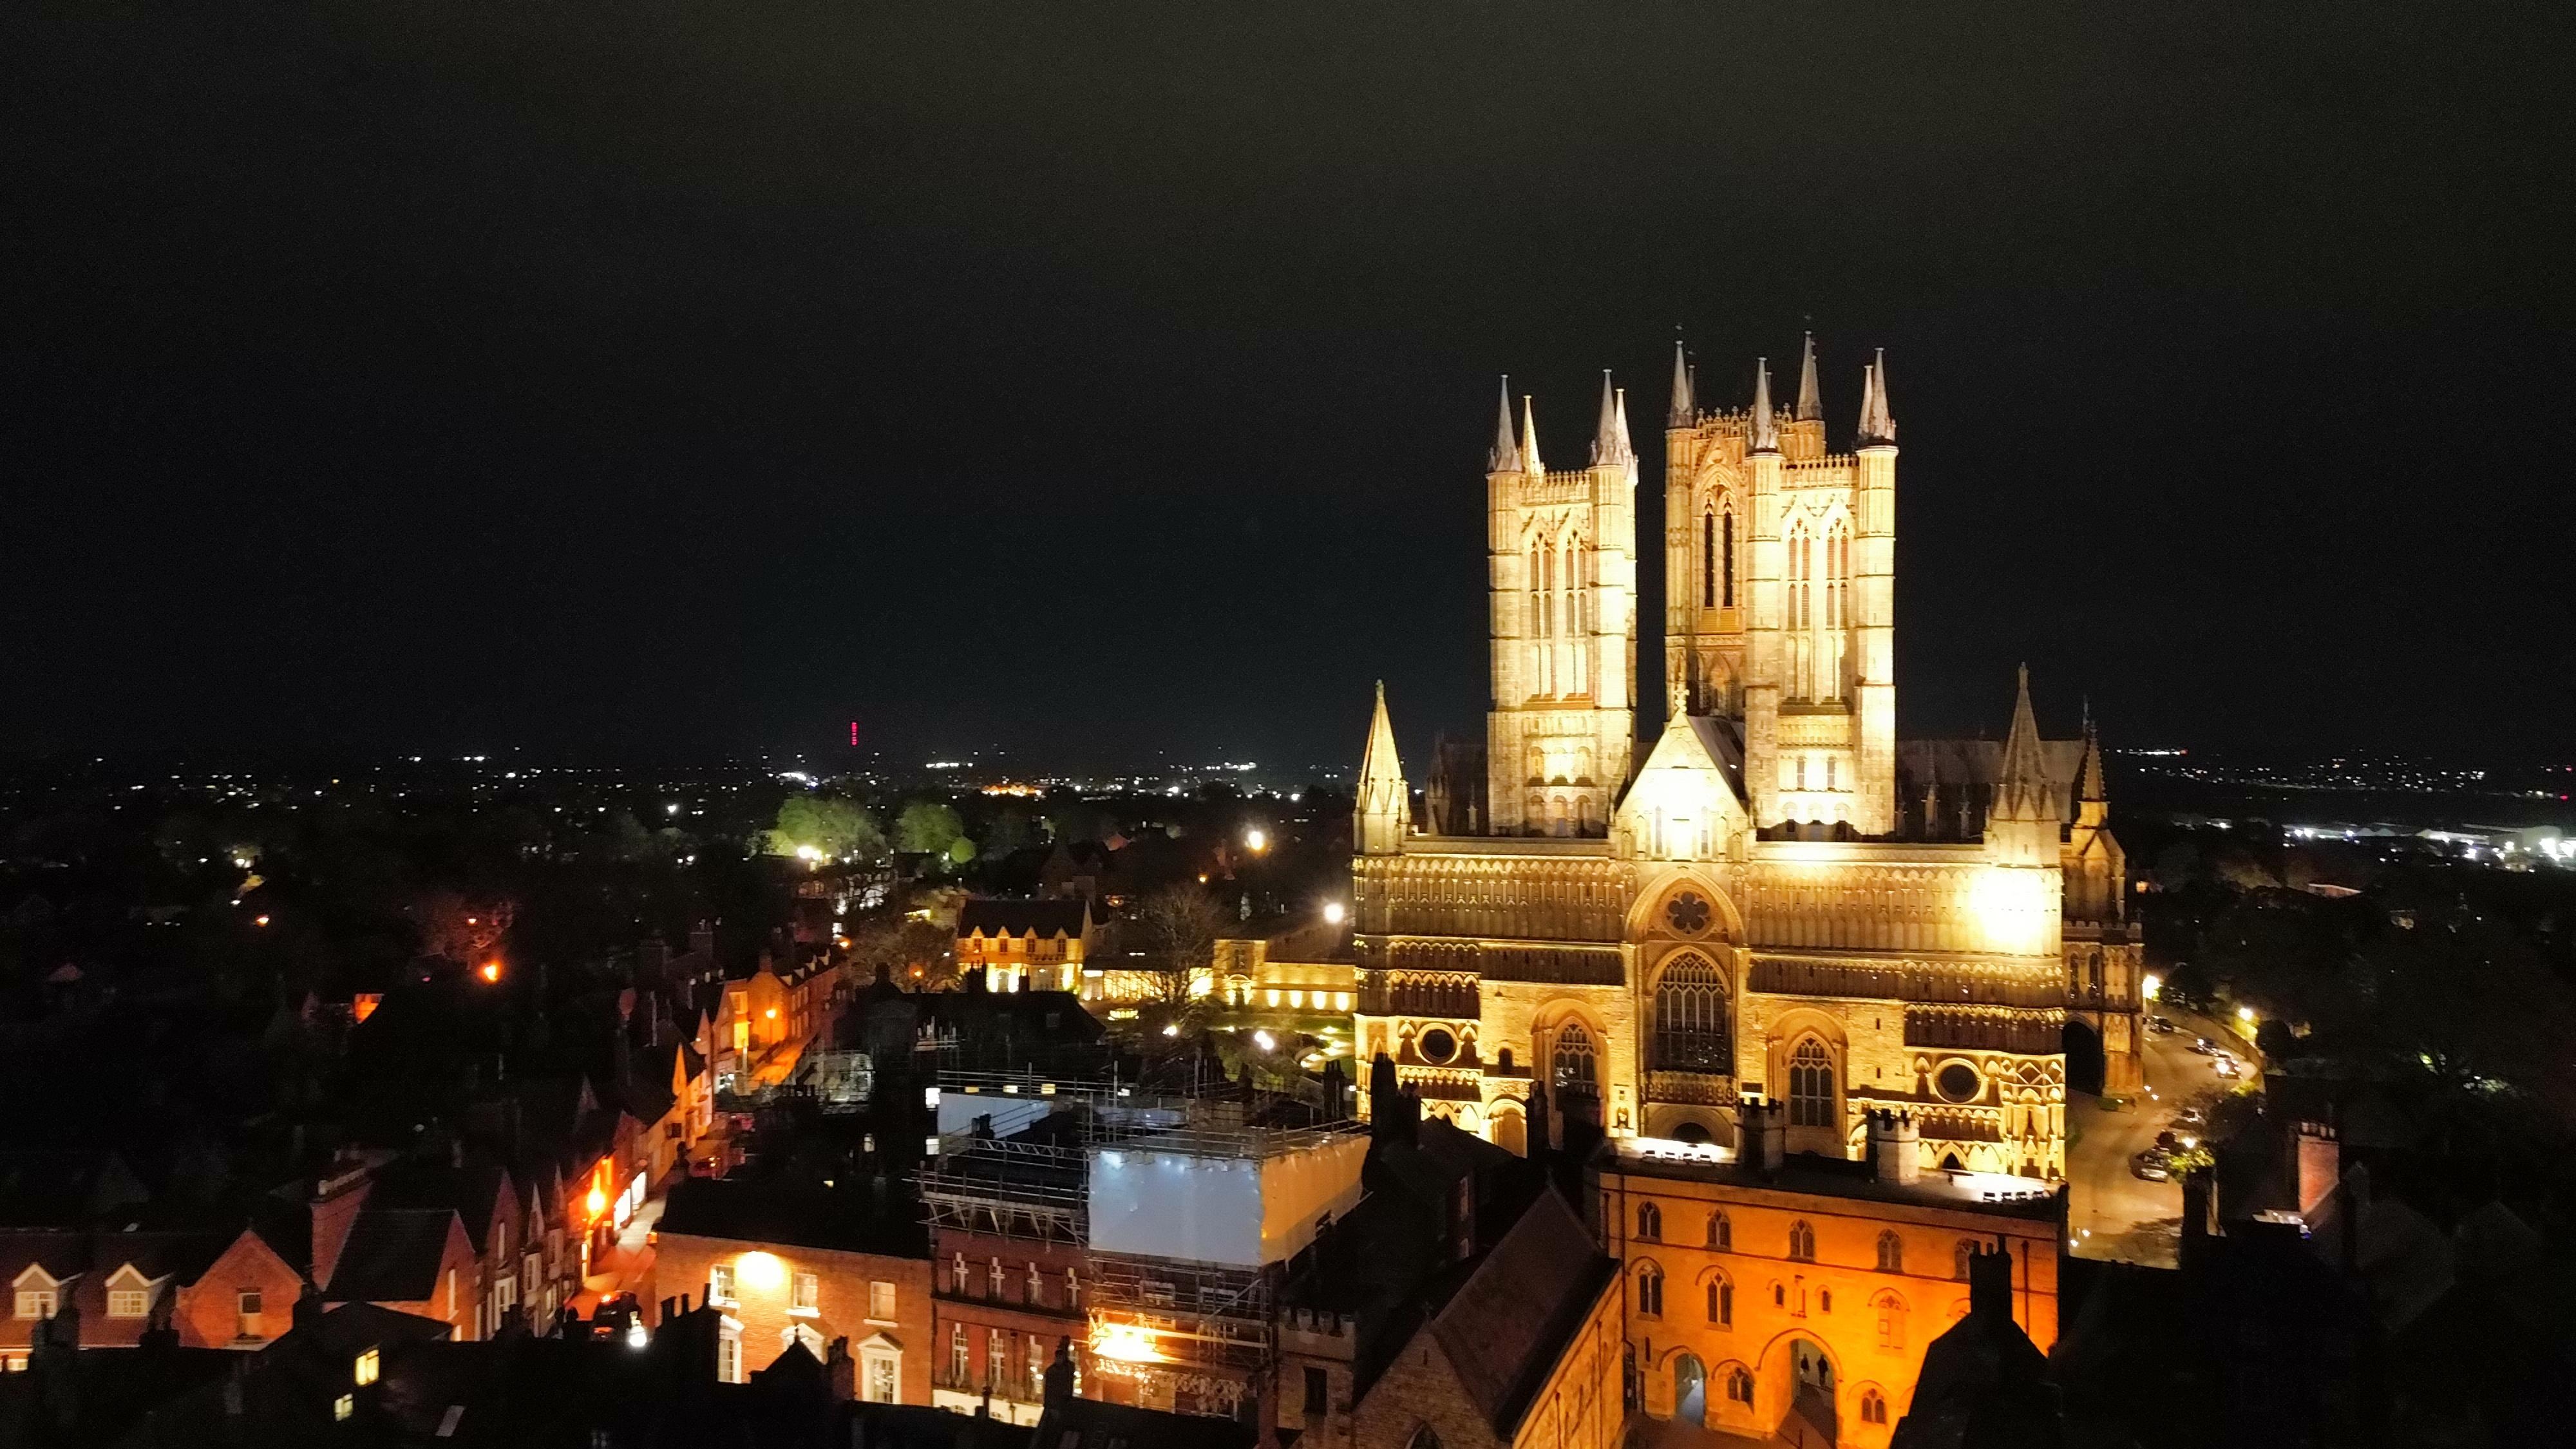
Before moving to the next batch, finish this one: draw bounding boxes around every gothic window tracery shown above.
[1653,955,1730,1074]
[1550,1021,1599,1101]
[1788,1037,1835,1128]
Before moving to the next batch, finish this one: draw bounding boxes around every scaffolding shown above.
[918,1137,1089,1245]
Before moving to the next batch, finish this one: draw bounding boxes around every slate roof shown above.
[1424,1188,1616,1436]
[368,1161,510,1253]
[656,1177,925,1259]
[325,1209,460,1303]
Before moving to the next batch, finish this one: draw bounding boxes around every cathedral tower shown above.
[1665,339,1898,834]
[1484,374,1638,835]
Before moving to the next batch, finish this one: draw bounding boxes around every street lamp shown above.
[1322,901,1346,926]
[1244,828,1268,853]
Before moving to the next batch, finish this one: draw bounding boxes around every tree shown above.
[846,916,956,989]
[895,802,965,859]
[1128,884,1227,1006]
[411,891,514,970]
[766,797,886,861]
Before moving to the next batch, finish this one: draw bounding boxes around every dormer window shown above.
[355,1347,381,1385]
[12,1267,58,1321]
[107,1265,153,1319]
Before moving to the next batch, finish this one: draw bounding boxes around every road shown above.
[2064,1008,2260,1267]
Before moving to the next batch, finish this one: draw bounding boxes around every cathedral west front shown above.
[1351,338,2143,1180]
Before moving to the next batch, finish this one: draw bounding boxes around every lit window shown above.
[709,1264,735,1305]
[866,1350,899,1403]
[1652,955,1730,1073]
[14,1290,55,1320]
[355,1347,379,1385]
[1787,1039,1835,1128]
[988,1328,1008,1388]
[792,1271,819,1314]
[334,1394,354,1422]
[952,1254,969,1293]
[869,1280,896,1321]
[108,1289,150,1319]
[989,1258,1005,1298]
[717,1331,741,1384]
[1066,1269,1080,1307]
[1027,1264,1043,1305]
[949,1323,969,1383]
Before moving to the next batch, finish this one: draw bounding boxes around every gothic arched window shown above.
[1707,1276,1732,1326]
[1726,1367,1754,1405]
[1635,1262,1664,1317]
[1722,508,1736,608]
[1876,1231,1903,1274]
[1550,1023,1598,1099]
[1701,511,1717,609]
[1788,1220,1816,1262]
[1653,956,1730,1074]
[1955,1240,1978,1281]
[1788,1037,1835,1128]
[1707,1211,1731,1251]
[1637,1202,1662,1242]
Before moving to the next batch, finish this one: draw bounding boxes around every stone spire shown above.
[2078,703,2106,804]
[1795,331,1822,421]
[1358,681,1410,856]
[1591,370,1631,465]
[1992,665,2052,822]
[1857,348,1897,446]
[1748,357,1778,453]
[1488,375,1517,473]
[1667,335,1694,426]
[1519,393,1544,475]
[1613,388,1634,465]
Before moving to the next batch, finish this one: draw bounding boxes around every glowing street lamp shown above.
[480,961,503,983]
[1243,828,1268,853]
[2237,1005,2256,1025]
[1321,901,1346,926]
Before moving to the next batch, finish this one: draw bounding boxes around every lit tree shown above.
[412,892,515,970]
[1128,884,1227,1006]
[764,797,886,860]
[895,801,965,858]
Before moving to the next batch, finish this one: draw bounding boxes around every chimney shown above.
[1866,1108,1920,1186]
[1966,1238,2012,1318]
[2295,1121,2340,1220]
[1042,1337,1076,1410]
[2179,1166,2219,1274]
[1367,1053,1417,1148]
[1743,1098,1786,1173]
[309,1164,375,1292]
[690,920,716,961]
[640,934,670,977]
[824,1336,855,1401]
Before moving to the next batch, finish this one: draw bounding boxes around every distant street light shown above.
[2237,1005,2256,1025]
[1244,828,1268,853]
[1321,902,1347,925]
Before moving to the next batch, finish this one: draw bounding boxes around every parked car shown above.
[2131,1148,2173,1181]
[2190,1036,2219,1055]
[2172,1104,2207,1130]
[2149,1015,2177,1034]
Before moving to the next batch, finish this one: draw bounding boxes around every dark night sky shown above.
[6,2,2571,772]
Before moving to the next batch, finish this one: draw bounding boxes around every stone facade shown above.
[1352,343,2150,1180]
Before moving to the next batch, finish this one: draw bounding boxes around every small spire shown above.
[1667,334,1694,426]
[1519,393,1543,475]
[1612,388,1634,464]
[1748,357,1778,453]
[1858,348,1897,446]
[1591,369,1630,465]
[2078,699,2107,804]
[1489,375,1517,473]
[1993,663,2051,821]
[1359,682,1409,855]
[1795,332,1822,422]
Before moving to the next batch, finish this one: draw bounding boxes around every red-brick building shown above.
[649,1177,932,1403]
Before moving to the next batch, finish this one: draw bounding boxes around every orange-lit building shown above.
[0,1227,305,1365]
[649,1178,933,1401]
[1592,1104,2063,1446]
[956,899,1097,996]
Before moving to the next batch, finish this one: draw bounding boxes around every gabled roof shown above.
[325,1208,463,1304]
[956,898,1097,939]
[656,1177,925,1260]
[369,1160,513,1253]
[1425,1189,1616,1436]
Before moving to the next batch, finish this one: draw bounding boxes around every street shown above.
[2063,1007,2260,1267]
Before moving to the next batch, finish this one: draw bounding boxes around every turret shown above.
[1666,335,1693,426]
[1358,681,1409,856]
[1488,375,1517,475]
[1866,1108,1921,1185]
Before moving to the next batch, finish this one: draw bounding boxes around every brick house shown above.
[0,1226,304,1364]
[649,1177,932,1403]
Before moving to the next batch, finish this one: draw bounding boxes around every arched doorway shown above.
[1671,1351,1707,1425]
[2064,1018,2106,1095]
[1792,1338,1833,1392]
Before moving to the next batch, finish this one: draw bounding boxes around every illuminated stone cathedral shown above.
[1352,339,2143,1179]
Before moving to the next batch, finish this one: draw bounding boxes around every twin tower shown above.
[1485,336,1900,837]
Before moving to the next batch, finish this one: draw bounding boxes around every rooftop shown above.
[1602,1137,2064,1222]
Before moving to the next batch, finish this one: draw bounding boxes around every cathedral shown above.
[1351,339,2142,1179]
